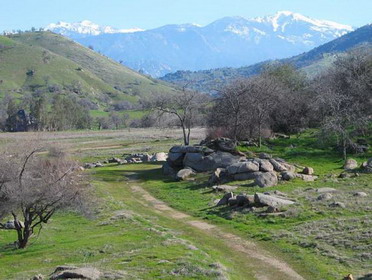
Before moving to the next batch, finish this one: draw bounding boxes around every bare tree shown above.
[146,89,209,146]
[0,143,90,249]
[210,80,250,141]
[313,48,372,159]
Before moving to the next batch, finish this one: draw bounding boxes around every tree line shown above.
[148,47,371,159]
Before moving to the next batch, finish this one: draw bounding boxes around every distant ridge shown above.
[46,11,353,77]
[160,24,372,92]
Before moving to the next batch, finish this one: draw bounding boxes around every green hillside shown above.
[0,31,178,109]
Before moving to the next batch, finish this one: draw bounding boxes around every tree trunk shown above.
[342,137,347,161]
[186,126,191,146]
[181,123,188,146]
[12,212,32,249]
[258,121,262,148]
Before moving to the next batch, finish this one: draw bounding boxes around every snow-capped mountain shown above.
[45,20,143,38]
[47,11,354,76]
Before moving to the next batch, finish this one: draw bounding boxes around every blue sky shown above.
[1,0,371,32]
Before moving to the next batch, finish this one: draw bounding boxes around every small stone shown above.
[317,193,333,201]
[316,187,337,193]
[353,192,367,197]
[302,167,314,175]
[212,185,238,192]
[329,202,346,208]
[343,159,358,170]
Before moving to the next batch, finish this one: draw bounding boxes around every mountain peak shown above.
[261,11,353,33]
[45,20,144,37]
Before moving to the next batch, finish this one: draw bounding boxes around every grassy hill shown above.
[0,31,178,110]
[161,24,372,92]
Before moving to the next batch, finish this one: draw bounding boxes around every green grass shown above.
[137,132,372,279]
[0,32,179,111]
[0,129,370,279]
[0,165,230,279]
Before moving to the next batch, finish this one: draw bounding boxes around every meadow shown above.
[0,128,371,279]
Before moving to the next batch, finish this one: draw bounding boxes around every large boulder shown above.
[183,151,242,172]
[254,172,278,187]
[176,168,195,181]
[226,161,259,175]
[170,145,214,154]
[162,162,176,176]
[259,153,272,159]
[236,194,255,206]
[208,168,230,185]
[281,171,296,181]
[167,152,185,167]
[343,159,358,170]
[233,171,261,181]
[254,193,295,208]
[256,159,274,172]
[269,159,288,172]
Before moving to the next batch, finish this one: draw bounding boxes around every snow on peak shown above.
[45,20,144,36]
[260,11,353,32]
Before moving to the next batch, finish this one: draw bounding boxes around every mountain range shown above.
[46,11,354,77]
[160,24,372,92]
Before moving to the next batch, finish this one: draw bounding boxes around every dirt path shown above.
[130,185,305,280]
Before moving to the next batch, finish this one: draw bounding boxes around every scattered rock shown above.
[254,193,295,208]
[233,171,261,181]
[216,192,234,206]
[236,194,254,206]
[281,171,296,181]
[329,202,346,208]
[316,187,337,193]
[296,174,318,181]
[256,159,274,172]
[50,267,102,280]
[302,167,314,175]
[3,220,24,229]
[343,159,358,170]
[212,185,238,192]
[269,159,287,172]
[339,172,352,178]
[228,197,238,206]
[267,206,280,213]
[176,168,195,181]
[226,161,259,175]
[361,158,372,173]
[151,152,168,162]
[353,192,367,197]
[259,153,272,159]
[317,193,333,201]
[254,172,278,187]
[208,168,230,185]
[108,157,122,164]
